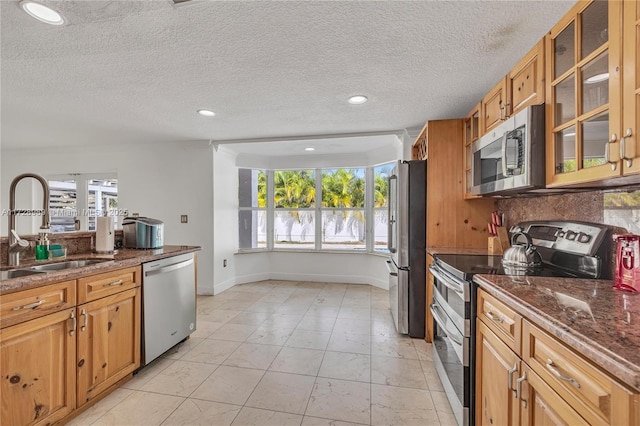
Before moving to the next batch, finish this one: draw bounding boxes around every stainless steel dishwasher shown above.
[142,252,196,365]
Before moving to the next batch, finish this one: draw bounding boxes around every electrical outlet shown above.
[223,259,227,267]
[180,215,188,223]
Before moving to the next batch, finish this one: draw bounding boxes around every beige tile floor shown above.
[69,280,455,426]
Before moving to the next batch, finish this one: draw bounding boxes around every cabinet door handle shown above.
[620,128,634,167]
[546,359,581,388]
[515,371,527,408]
[605,133,618,171]
[507,363,518,392]
[11,299,45,311]
[487,311,503,323]
[69,311,76,336]
[103,279,123,287]
[80,309,87,332]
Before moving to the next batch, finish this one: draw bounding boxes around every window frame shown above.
[238,163,394,254]
[47,173,118,233]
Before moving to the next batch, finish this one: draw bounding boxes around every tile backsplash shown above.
[497,191,604,228]
[497,188,640,234]
[0,231,123,266]
[496,188,640,280]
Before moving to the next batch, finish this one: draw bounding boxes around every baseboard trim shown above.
[228,272,388,291]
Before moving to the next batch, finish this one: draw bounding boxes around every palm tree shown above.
[257,171,267,208]
[273,170,315,241]
[321,169,366,242]
[374,173,388,208]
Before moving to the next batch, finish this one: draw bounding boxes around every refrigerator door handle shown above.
[387,174,398,254]
[385,260,398,276]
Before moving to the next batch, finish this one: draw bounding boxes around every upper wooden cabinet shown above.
[545,0,639,187]
[481,39,545,136]
[482,79,507,134]
[412,122,428,160]
[508,39,545,116]
[620,0,640,175]
[463,103,482,199]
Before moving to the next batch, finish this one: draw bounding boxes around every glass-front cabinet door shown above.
[546,0,623,186]
[464,103,481,199]
[620,0,640,175]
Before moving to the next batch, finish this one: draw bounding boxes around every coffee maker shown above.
[614,234,640,293]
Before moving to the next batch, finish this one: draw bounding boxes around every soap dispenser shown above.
[35,232,50,261]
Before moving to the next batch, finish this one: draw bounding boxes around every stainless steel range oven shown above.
[429,220,612,426]
[429,261,476,426]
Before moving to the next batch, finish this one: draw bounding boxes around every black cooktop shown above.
[434,254,577,281]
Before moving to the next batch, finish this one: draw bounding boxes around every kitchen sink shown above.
[0,269,47,280]
[27,259,112,271]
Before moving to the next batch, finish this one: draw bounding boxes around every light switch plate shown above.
[180,215,188,223]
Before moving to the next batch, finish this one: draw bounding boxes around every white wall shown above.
[2,136,399,295]
[234,251,389,289]
[211,139,398,293]
[1,142,215,294]
[212,146,239,294]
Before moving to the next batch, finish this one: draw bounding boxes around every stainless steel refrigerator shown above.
[385,160,426,338]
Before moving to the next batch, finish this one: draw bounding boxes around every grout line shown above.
[370,295,373,426]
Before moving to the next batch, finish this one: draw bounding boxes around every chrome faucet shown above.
[8,173,51,266]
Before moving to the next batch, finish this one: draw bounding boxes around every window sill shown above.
[235,249,391,257]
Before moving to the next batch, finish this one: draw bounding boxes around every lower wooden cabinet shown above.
[1,309,76,426]
[476,320,520,426]
[520,364,589,426]
[477,320,589,426]
[0,266,142,425]
[77,287,140,406]
[476,289,640,426]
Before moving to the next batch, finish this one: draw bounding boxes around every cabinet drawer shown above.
[522,320,639,425]
[78,266,140,303]
[477,290,522,353]
[0,280,76,329]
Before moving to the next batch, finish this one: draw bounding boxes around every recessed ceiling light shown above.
[585,73,609,84]
[305,147,315,151]
[197,109,216,117]
[20,1,64,25]
[348,95,368,105]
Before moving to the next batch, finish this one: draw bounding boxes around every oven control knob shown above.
[565,231,577,241]
[555,230,565,238]
[577,233,591,244]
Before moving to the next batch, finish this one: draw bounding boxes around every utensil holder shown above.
[496,227,510,251]
[488,237,503,254]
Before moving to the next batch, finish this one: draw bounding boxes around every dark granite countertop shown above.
[0,245,201,295]
[474,274,640,391]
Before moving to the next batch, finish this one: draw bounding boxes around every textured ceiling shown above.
[1,0,577,151]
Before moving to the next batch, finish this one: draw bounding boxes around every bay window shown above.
[238,163,393,253]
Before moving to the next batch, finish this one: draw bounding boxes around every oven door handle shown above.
[429,266,465,297]
[430,303,463,346]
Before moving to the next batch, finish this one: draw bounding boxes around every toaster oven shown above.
[122,217,164,249]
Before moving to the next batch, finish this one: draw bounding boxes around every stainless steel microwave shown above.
[471,104,545,196]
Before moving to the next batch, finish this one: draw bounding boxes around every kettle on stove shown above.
[502,231,542,269]
[613,234,640,293]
